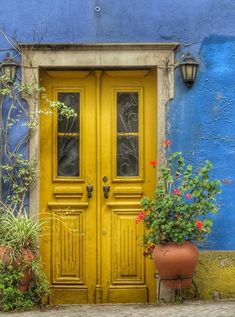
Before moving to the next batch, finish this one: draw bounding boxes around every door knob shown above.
[102,176,110,198]
[103,185,110,199]
[86,185,94,198]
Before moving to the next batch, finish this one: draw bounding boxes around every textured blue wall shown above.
[0,0,235,249]
[170,35,235,250]
[1,0,235,46]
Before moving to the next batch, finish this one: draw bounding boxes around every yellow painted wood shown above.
[113,186,143,198]
[50,286,88,304]
[53,186,84,199]
[40,69,157,304]
[105,70,150,78]
[100,70,157,303]
[46,70,90,78]
[40,71,97,304]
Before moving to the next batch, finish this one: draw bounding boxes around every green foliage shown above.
[0,47,77,311]
[1,156,37,213]
[0,213,50,311]
[138,152,222,256]
[0,72,78,215]
[0,212,41,257]
[0,260,50,312]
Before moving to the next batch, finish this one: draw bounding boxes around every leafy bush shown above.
[0,260,50,311]
[0,213,50,311]
[137,151,222,256]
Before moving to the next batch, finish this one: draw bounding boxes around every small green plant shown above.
[0,211,41,255]
[137,142,222,257]
[0,212,50,311]
[0,260,50,311]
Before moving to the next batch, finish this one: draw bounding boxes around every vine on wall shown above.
[0,31,78,310]
[0,32,77,215]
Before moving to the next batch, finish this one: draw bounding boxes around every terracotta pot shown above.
[18,248,35,292]
[152,241,199,289]
[0,245,12,266]
[0,245,35,292]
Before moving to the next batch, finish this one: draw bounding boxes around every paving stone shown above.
[0,301,235,317]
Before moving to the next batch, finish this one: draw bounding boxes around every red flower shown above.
[143,245,155,257]
[139,211,145,220]
[163,139,172,146]
[149,160,158,167]
[135,211,146,224]
[196,220,203,230]
[186,193,192,200]
[173,188,181,196]
[148,245,155,251]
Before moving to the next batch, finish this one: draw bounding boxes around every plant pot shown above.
[18,248,35,292]
[152,241,199,289]
[0,245,12,266]
[0,245,35,292]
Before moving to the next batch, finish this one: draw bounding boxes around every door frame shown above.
[20,43,178,217]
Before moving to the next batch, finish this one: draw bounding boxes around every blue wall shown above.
[170,35,235,250]
[1,0,235,46]
[0,0,235,249]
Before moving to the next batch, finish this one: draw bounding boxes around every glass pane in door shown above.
[116,92,139,176]
[57,92,80,177]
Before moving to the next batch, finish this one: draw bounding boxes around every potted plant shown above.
[0,206,50,311]
[136,143,221,289]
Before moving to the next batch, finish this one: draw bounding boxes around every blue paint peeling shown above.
[0,1,235,249]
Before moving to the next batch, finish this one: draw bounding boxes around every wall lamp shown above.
[0,53,18,83]
[179,52,199,88]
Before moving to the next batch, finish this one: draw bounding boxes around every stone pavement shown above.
[0,301,235,317]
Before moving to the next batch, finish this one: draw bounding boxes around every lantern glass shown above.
[0,55,18,82]
[180,53,199,87]
[1,64,16,81]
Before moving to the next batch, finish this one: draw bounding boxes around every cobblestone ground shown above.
[0,301,235,317]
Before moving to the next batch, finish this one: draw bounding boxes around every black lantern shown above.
[0,53,18,82]
[179,53,199,88]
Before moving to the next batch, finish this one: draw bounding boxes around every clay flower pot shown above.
[152,241,199,289]
[18,248,35,292]
[0,245,12,266]
[0,245,35,292]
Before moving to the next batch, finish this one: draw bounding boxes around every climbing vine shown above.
[0,37,77,215]
[0,31,79,310]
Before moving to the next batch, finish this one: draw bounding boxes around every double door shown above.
[40,69,157,304]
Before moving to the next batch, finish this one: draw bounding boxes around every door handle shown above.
[102,176,110,199]
[103,185,110,199]
[86,185,94,198]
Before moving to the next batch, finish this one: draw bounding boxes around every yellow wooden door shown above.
[40,69,157,304]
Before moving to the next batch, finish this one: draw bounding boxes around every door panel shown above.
[40,69,157,304]
[100,71,157,302]
[40,71,97,304]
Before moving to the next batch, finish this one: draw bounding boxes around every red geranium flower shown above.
[186,193,192,200]
[136,211,146,224]
[138,211,145,220]
[196,220,203,230]
[148,245,155,251]
[149,160,158,167]
[173,188,181,196]
[163,139,172,146]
